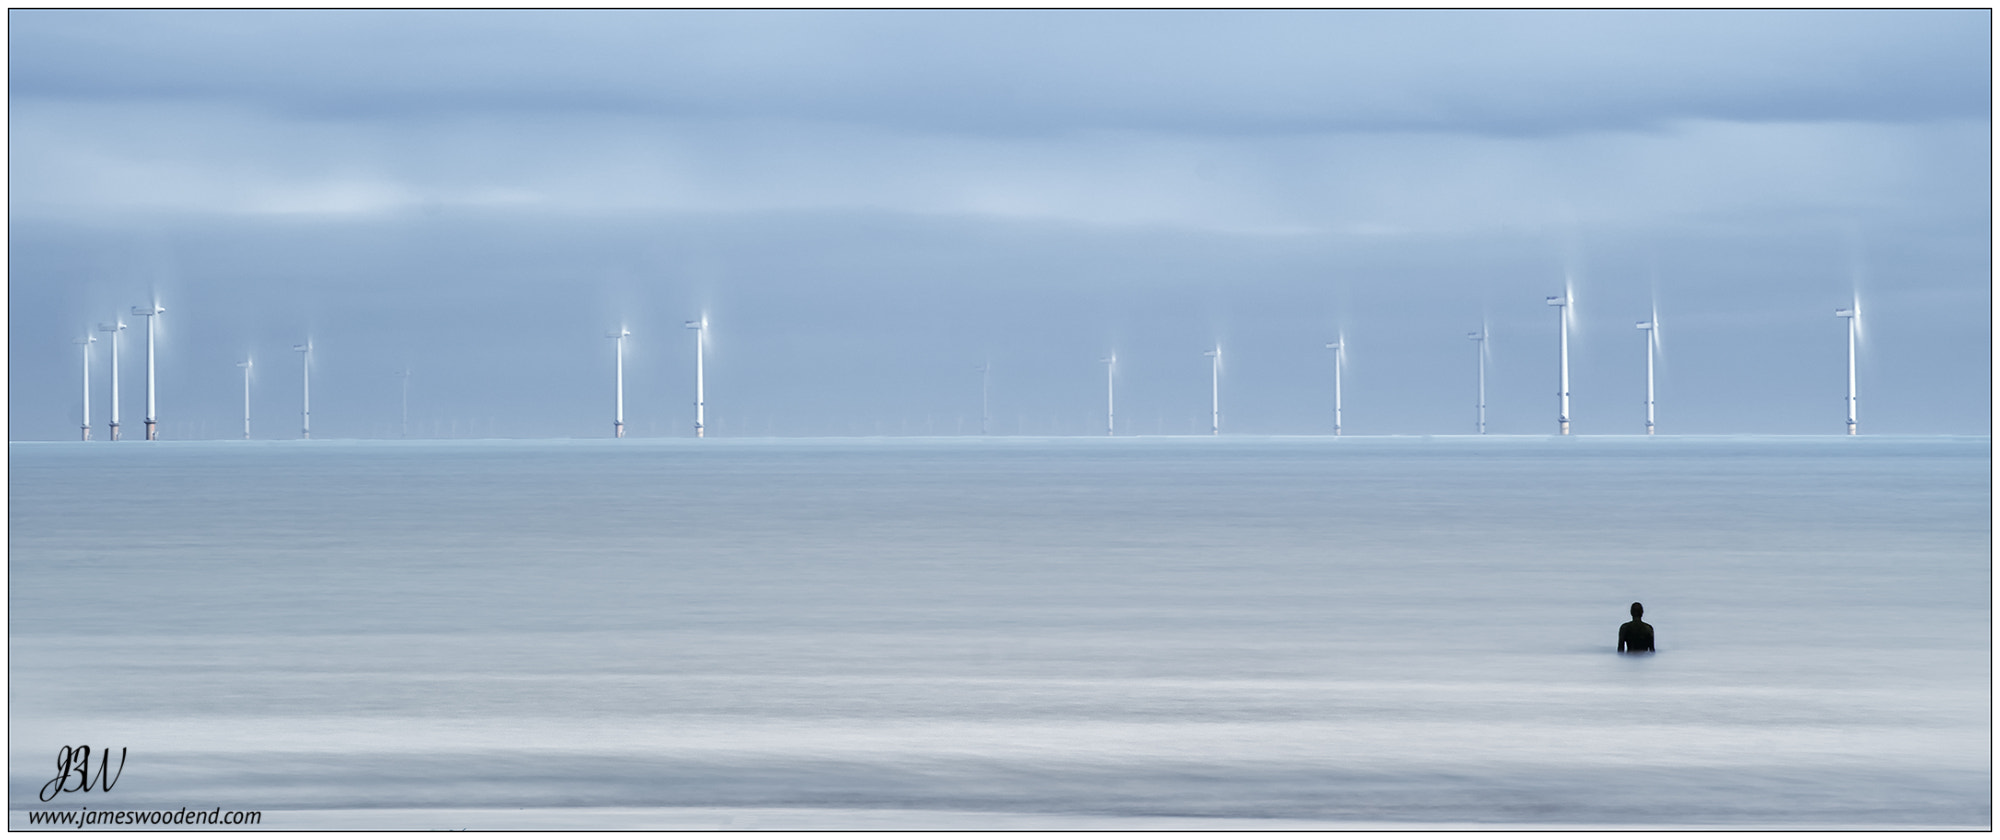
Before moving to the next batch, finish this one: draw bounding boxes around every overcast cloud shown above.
[9,10,1989,439]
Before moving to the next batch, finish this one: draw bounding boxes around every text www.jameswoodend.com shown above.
[24,807,262,828]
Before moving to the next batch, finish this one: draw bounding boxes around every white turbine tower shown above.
[398,367,412,439]
[76,334,96,441]
[607,328,630,438]
[238,358,253,440]
[1836,302,1860,435]
[1100,353,1116,436]
[99,320,126,440]
[684,316,706,438]
[1636,312,1658,435]
[1324,335,1345,436]
[294,341,312,439]
[1205,345,1222,435]
[1546,291,1571,435]
[1467,328,1487,435]
[131,302,163,440]
[976,362,991,435]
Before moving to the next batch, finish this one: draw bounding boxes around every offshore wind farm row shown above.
[67,288,1869,442]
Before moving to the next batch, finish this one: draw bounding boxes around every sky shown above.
[8,9,1991,439]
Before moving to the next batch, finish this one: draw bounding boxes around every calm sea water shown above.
[9,436,1990,828]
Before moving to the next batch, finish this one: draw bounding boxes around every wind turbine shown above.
[1324,335,1345,436]
[1546,290,1571,435]
[398,367,412,439]
[294,341,312,439]
[1205,344,1222,435]
[131,302,164,440]
[1835,302,1860,434]
[76,334,96,441]
[976,361,990,435]
[99,320,126,440]
[238,358,253,440]
[1100,353,1116,436]
[684,316,706,438]
[1467,327,1487,435]
[1636,311,1658,435]
[607,328,629,438]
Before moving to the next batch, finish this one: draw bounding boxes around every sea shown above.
[8,435,1990,829]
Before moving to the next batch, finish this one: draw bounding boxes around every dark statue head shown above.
[1630,602,1644,620]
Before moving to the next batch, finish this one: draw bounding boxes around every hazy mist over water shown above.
[9,436,1988,828]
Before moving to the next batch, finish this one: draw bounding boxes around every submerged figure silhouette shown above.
[1618,602,1655,653]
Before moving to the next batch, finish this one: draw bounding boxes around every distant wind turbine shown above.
[1835,301,1860,434]
[976,361,991,435]
[131,302,163,440]
[294,341,312,439]
[684,316,706,438]
[238,357,253,439]
[398,367,412,439]
[1546,289,1571,435]
[1636,311,1658,435]
[1100,353,1116,436]
[76,333,96,441]
[1467,327,1487,435]
[1324,334,1345,436]
[99,320,126,440]
[1205,344,1222,435]
[607,328,630,438]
